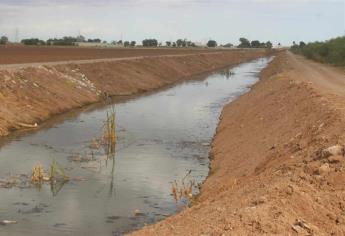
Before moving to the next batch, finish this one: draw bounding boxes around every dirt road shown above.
[132,51,345,235]
[286,51,345,97]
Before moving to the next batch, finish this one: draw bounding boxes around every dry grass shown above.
[101,106,117,156]
[31,159,69,185]
[31,164,44,183]
[171,170,196,203]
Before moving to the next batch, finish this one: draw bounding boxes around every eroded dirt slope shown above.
[132,51,345,235]
[0,50,267,137]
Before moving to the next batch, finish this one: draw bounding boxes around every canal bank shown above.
[132,51,345,235]
[0,57,272,235]
[0,50,269,137]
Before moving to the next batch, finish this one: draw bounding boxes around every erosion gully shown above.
[0,57,272,235]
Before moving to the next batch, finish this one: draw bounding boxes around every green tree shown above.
[0,36,8,45]
[124,41,130,47]
[223,43,233,48]
[21,38,46,45]
[207,40,217,47]
[299,41,306,48]
[142,39,158,47]
[265,41,273,49]
[130,41,136,47]
[250,40,261,48]
[176,39,184,47]
[166,41,171,47]
[238,38,251,48]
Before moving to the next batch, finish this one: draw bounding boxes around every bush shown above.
[21,38,46,45]
[291,37,345,66]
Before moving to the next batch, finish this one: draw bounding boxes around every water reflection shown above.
[50,179,68,197]
[218,68,235,79]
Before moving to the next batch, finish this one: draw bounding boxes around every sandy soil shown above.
[0,46,226,65]
[131,51,345,235]
[0,50,268,137]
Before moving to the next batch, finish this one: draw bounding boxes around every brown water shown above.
[0,57,272,235]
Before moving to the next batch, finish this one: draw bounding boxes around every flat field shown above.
[0,46,221,65]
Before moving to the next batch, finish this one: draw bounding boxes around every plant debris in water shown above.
[171,170,197,204]
[101,106,117,155]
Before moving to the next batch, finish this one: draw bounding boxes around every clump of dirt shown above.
[131,51,345,235]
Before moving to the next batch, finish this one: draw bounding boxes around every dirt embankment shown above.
[0,50,268,137]
[132,51,345,235]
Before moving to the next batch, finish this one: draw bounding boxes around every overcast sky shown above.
[0,0,343,46]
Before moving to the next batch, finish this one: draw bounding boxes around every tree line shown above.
[290,36,345,66]
[0,34,274,49]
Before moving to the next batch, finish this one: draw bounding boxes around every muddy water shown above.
[0,57,272,235]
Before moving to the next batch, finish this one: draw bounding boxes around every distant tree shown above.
[21,38,46,45]
[47,36,78,46]
[238,37,251,48]
[76,35,86,42]
[0,36,8,45]
[207,40,217,48]
[223,43,233,48]
[299,41,306,48]
[102,40,107,44]
[266,41,273,49]
[124,41,130,47]
[176,39,184,47]
[166,41,171,47]
[130,41,136,47]
[117,40,123,45]
[87,38,101,43]
[186,41,194,47]
[142,39,158,47]
[172,42,177,47]
[250,40,261,48]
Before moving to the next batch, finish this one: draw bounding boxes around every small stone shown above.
[0,220,17,225]
[134,209,145,216]
[322,145,344,158]
[286,185,294,195]
[318,163,331,175]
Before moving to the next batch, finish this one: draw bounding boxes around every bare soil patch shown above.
[0,46,225,65]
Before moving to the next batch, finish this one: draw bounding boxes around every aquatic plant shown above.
[31,160,69,186]
[31,164,44,183]
[49,159,69,182]
[101,106,117,156]
[171,170,196,203]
